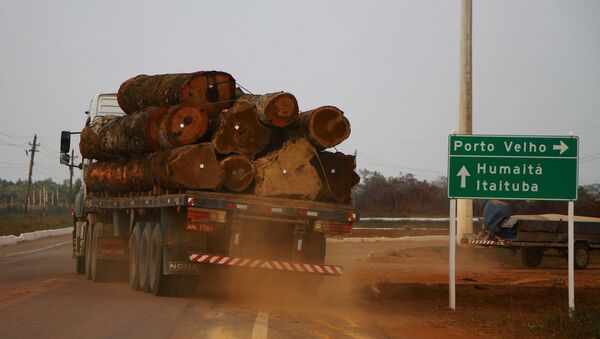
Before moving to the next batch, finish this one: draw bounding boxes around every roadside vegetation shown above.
[352,170,600,218]
[0,214,71,236]
[0,177,78,236]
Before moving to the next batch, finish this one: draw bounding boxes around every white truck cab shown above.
[86,93,125,121]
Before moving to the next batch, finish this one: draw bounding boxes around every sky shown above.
[0,0,598,185]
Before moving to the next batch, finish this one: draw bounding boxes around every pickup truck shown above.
[60,93,357,295]
[463,200,600,269]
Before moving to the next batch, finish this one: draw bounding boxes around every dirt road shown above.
[1,234,599,338]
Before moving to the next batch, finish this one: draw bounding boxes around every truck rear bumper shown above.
[188,253,343,276]
[462,238,511,247]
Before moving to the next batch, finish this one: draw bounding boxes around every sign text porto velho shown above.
[447,135,579,201]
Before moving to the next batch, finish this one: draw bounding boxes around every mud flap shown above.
[96,236,129,261]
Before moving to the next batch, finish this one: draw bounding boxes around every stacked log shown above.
[312,151,360,204]
[254,139,322,200]
[80,104,208,160]
[80,70,359,203]
[211,100,272,158]
[84,144,223,192]
[117,71,236,117]
[297,106,350,149]
[220,155,255,193]
[238,92,298,127]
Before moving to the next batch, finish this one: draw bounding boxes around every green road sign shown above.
[447,135,579,201]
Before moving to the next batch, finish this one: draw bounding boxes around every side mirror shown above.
[60,153,70,165]
[60,131,71,154]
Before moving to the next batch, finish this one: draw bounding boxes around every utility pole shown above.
[23,134,39,215]
[68,149,75,211]
[457,0,473,244]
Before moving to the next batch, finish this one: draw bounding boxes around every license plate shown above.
[186,222,214,232]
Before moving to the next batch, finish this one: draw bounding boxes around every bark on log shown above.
[117,71,236,117]
[254,138,322,200]
[84,144,223,192]
[312,151,360,204]
[220,155,255,192]
[239,92,298,127]
[80,104,208,160]
[211,100,272,158]
[298,106,350,149]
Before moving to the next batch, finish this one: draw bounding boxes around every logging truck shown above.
[60,93,357,295]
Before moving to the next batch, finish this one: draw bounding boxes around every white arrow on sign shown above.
[457,166,470,188]
[553,140,568,155]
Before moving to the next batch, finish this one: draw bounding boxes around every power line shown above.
[359,152,445,175]
[0,131,34,139]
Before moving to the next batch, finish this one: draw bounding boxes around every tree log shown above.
[158,104,209,149]
[211,100,272,158]
[84,144,223,192]
[239,92,298,127]
[79,105,208,160]
[117,71,236,117]
[312,151,360,204]
[298,106,350,149]
[254,138,322,200]
[220,155,255,192]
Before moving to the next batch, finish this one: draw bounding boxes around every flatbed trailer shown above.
[463,201,600,269]
[73,190,357,295]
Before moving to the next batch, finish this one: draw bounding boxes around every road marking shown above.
[251,311,269,339]
[1,240,71,258]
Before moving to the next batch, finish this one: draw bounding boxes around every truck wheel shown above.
[148,223,167,295]
[574,243,590,270]
[128,223,142,290]
[91,224,107,282]
[521,248,544,267]
[138,223,154,293]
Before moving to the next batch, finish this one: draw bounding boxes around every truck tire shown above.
[76,256,85,275]
[91,224,107,282]
[138,223,153,292]
[574,243,590,270]
[128,223,143,290]
[73,217,85,275]
[149,223,167,295]
[521,247,544,268]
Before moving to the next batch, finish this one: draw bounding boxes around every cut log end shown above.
[181,72,237,117]
[220,155,255,192]
[211,101,272,158]
[162,144,223,190]
[161,104,208,148]
[254,138,322,200]
[313,151,359,204]
[304,106,350,149]
[261,92,298,127]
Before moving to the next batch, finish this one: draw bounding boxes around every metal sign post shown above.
[568,201,574,313]
[449,199,456,310]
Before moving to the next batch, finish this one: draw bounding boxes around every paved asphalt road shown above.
[0,235,388,339]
